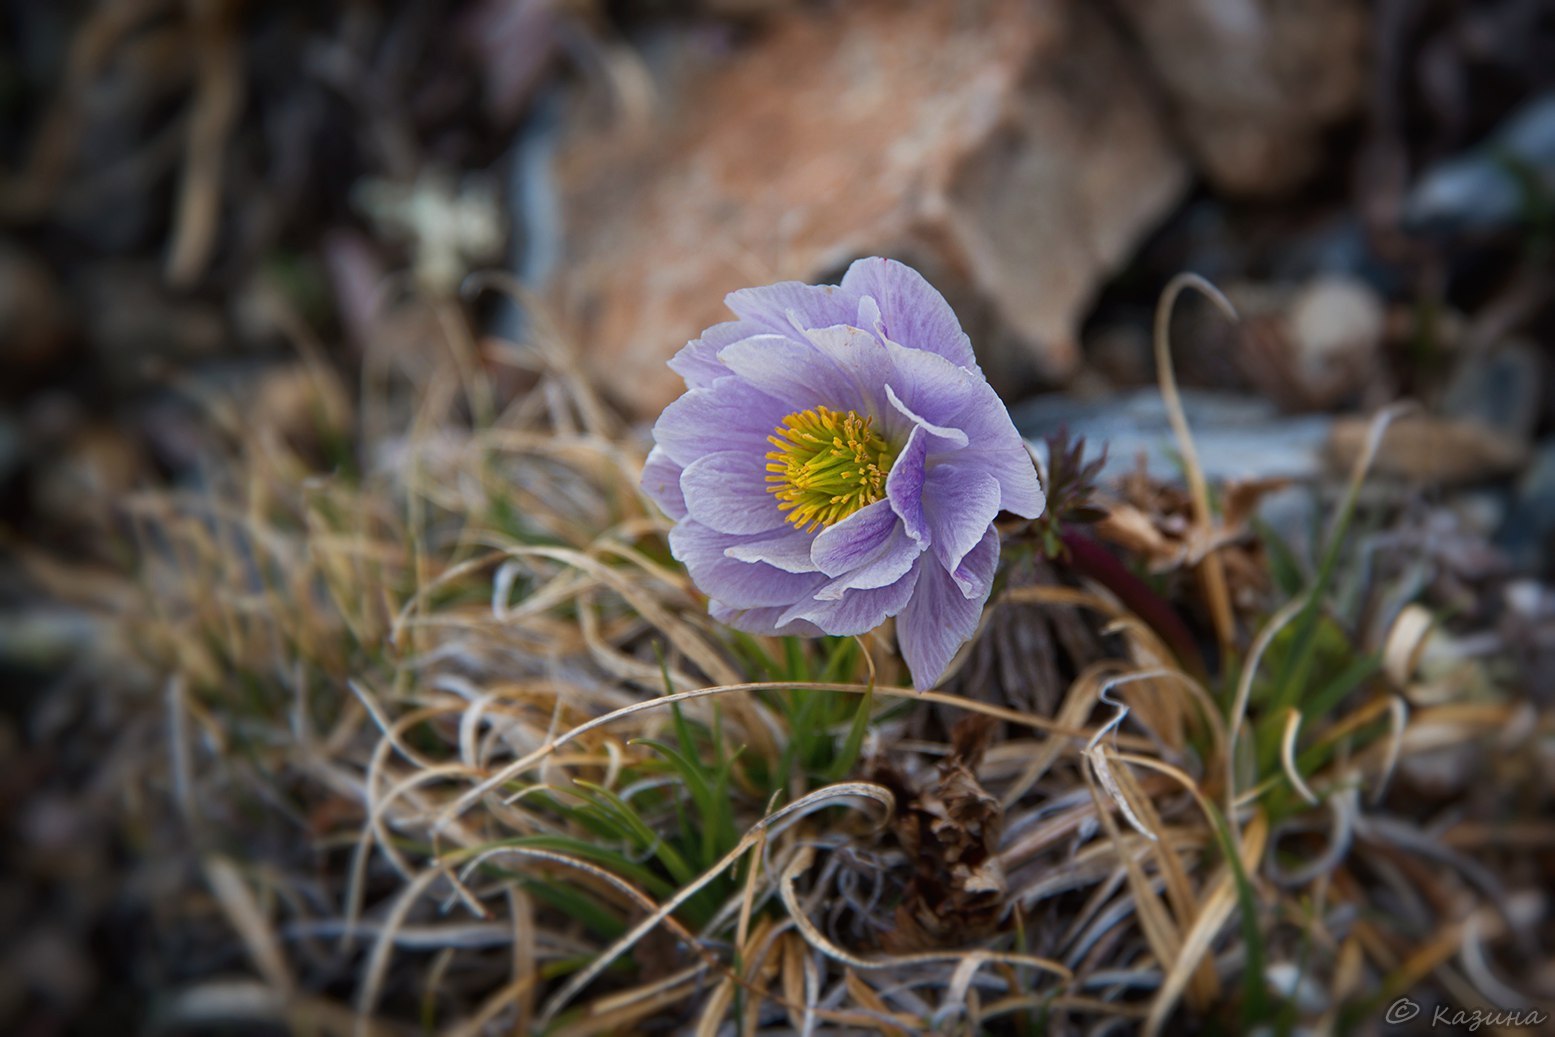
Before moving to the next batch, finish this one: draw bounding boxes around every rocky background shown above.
[3,0,1555,1030]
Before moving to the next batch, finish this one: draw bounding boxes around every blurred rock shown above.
[1441,338,1543,444]
[0,411,18,486]
[1403,92,1555,236]
[1326,413,1527,486]
[31,425,144,536]
[1226,275,1387,409]
[0,242,72,391]
[80,265,225,389]
[1086,324,1153,387]
[1014,388,1332,483]
[1500,439,1555,573]
[552,0,1187,415]
[1286,276,1387,407]
[1114,0,1369,197]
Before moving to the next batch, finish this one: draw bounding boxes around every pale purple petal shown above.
[652,379,789,468]
[709,600,825,638]
[840,256,979,369]
[814,521,922,599]
[669,520,826,608]
[800,325,899,413]
[855,294,883,333]
[884,383,970,449]
[641,445,686,520]
[725,281,858,336]
[886,424,932,543]
[881,341,1042,517]
[776,562,919,635]
[724,528,818,573]
[668,321,748,388]
[921,464,1001,583]
[810,500,898,577]
[716,334,864,411]
[895,528,998,689]
[680,451,787,534]
[811,500,924,596]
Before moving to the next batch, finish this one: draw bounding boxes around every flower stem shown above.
[1058,529,1209,680]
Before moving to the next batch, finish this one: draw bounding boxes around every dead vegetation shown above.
[97,282,1552,1035]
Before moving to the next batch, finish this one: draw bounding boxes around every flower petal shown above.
[810,500,925,597]
[709,600,824,638]
[884,383,970,449]
[800,324,899,413]
[840,256,979,369]
[886,424,931,543]
[716,333,863,411]
[724,527,818,573]
[641,445,686,520]
[881,342,1043,518]
[668,321,749,388]
[814,521,922,599]
[725,281,858,336]
[810,499,898,576]
[776,560,920,635]
[669,520,826,608]
[652,378,789,468]
[895,528,999,689]
[921,464,1001,583]
[681,450,787,534]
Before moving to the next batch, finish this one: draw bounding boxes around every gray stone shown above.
[1499,438,1555,573]
[1014,388,1332,484]
[1403,92,1555,235]
[1441,339,1544,444]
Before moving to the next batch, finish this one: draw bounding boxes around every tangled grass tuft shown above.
[124,285,1553,1035]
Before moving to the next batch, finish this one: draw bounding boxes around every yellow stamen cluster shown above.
[765,406,896,533]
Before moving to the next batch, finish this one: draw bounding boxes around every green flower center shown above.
[765,406,897,533]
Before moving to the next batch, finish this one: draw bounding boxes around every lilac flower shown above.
[642,258,1045,689]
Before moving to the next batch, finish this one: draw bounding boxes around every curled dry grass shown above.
[124,284,1553,1035]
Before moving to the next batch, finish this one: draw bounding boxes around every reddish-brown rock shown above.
[551,0,1187,416]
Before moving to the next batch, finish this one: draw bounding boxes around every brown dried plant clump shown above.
[118,283,1552,1036]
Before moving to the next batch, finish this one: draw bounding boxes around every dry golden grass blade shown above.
[694,975,738,1037]
[166,4,241,287]
[1001,661,1127,807]
[354,866,444,1028]
[1106,757,1217,1010]
[1143,810,1270,1037]
[1383,603,1435,687]
[1280,708,1320,806]
[740,919,788,1035]
[440,971,540,1037]
[1152,273,1239,657]
[549,976,703,1037]
[203,857,295,998]
[1384,917,1474,1005]
[1081,748,1182,997]
[844,970,914,1037]
[780,929,807,1034]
